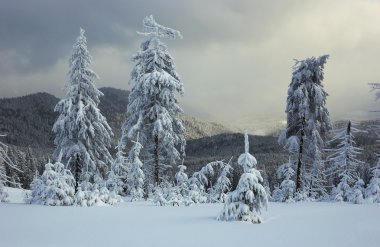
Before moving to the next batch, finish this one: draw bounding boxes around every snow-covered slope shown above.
[1,187,379,247]
[180,114,236,139]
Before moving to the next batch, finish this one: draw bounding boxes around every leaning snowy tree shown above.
[188,161,216,203]
[279,55,332,199]
[53,28,114,192]
[121,15,186,185]
[218,132,267,223]
[325,120,366,202]
[210,158,233,203]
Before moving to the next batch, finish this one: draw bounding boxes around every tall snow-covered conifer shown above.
[121,15,186,185]
[279,55,332,198]
[53,28,113,191]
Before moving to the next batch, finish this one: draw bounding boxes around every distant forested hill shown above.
[0,87,235,148]
[0,88,378,189]
[0,92,58,147]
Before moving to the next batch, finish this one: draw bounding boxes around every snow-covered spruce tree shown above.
[279,55,332,199]
[76,174,117,206]
[155,160,193,206]
[152,181,168,206]
[159,160,190,206]
[29,158,76,206]
[348,178,365,204]
[26,171,42,204]
[276,158,296,203]
[92,175,122,205]
[0,137,22,202]
[187,161,216,203]
[127,134,145,201]
[152,178,178,206]
[330,174,351,202]
[175,159,189,197]
[210,159,233,203]
[261,164,273,202]
[271,186,283,202]
[53,28,113,191]
[326,120,365,202]
[107,142,129,195]
[166,184,182,206]
[106,169,122,196]
[121,15,185,185]
[175,160,194,206]
[308,136,328,199]
[366,161,380,203]
[218,132,267,223]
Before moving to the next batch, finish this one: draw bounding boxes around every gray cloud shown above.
[1,0,380,129]
[0,0,301,74]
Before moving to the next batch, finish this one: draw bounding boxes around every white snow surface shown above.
[1,187,379,247]
[5,187,27,203]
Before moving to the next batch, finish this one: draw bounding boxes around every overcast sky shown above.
[1,0,380,129]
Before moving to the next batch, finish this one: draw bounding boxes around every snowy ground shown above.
[1,188,380,247]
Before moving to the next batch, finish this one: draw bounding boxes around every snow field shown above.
[1,189,379,247]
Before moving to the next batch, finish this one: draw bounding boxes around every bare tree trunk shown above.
[296,116,306,193]
[295,134,304,193]
[75,154,80,193]
[154,134,159,185]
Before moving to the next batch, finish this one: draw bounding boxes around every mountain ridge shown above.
[1,88,378,189]
[0,87,236,148]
